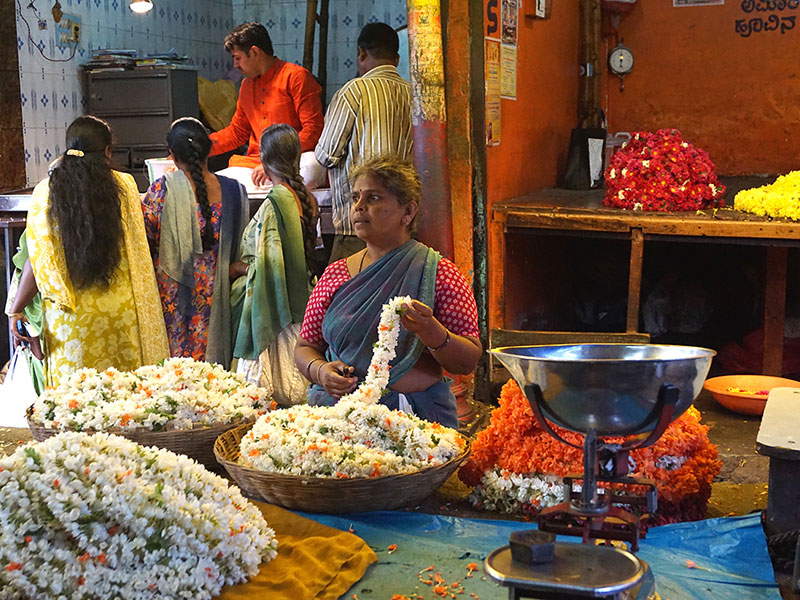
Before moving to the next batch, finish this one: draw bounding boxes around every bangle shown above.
[8,313,24,319]
[314,360,326,382]
[427,329,450,353]
[305,357,324,380]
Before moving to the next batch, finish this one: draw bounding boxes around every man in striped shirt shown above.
[314,22,414,263]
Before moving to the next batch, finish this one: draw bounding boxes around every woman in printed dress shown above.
[141,118,248,367]
[294,156,482,428]
[8,116,168,387]
[231,124,318,405]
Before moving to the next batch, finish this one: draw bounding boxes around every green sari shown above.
[231,183,312,404]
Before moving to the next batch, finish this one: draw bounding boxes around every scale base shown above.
[485,542,656,599]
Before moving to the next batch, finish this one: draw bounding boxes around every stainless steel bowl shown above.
[491,344,715,436]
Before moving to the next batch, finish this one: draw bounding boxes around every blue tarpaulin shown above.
[306,511,780,599]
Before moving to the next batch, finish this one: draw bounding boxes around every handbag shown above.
[0,346,39,427]
[560,126,608,190]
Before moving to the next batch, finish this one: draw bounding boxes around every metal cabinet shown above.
[87,68,199,191]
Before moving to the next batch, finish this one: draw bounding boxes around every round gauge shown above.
[608,44,634,76]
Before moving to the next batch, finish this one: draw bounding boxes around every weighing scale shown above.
[487,344,715,599]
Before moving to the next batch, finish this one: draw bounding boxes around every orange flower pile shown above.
[460,380,721,522]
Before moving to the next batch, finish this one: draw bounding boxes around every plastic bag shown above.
[0,346,38,427]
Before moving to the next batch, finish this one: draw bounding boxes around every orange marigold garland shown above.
[459,380,721,524]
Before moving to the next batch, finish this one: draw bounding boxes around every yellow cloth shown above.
[219,501,377,600]
[198,77,238,132]
[26,171,169,386]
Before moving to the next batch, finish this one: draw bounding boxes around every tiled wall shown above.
[15,0,410,187]
[15,0,234,187]
[233,0,409,102]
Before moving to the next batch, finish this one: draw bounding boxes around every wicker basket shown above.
[214,423,471,513]
[26,406,250,469]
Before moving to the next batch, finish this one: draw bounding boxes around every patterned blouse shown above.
[299,256,480,347]
[141,176,222,360]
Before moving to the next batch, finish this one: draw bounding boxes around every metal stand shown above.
[524,382,679,552]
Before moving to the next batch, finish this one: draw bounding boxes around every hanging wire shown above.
[16,0,79,63]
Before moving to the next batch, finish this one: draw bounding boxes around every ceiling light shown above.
[129,0,153,14]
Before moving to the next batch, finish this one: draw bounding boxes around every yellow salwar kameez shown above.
[26,171,169,387]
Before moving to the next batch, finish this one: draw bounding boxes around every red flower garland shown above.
[460,380,722,522]
[604,129,726,212]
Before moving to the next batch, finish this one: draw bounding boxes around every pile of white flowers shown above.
[0,433,277,599]
[240,398,465,478]
[239,296,466,478]
[29,358,271,432]
[468,469,566,514]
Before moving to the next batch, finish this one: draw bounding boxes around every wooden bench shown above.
[756,387,800,590]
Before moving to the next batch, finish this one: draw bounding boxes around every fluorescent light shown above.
[129,0,153,14]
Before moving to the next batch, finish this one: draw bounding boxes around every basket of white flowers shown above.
[26,358,273,468]
[214,403,470,513]
[0,432,277,599]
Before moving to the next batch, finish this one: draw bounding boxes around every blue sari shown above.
[306,240,458,428]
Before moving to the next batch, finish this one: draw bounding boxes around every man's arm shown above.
[209,79,254,156]
[289,69,325,152]
[314,87,356,169]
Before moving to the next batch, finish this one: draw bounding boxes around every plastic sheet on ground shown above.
[306,511,780,600]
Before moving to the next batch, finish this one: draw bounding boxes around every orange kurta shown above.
[210,58,324,168]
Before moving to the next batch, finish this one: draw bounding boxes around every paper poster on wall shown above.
[501,0,519,44]
[500,43,517,99]
[674,0,723,5]
[485,38,501,146]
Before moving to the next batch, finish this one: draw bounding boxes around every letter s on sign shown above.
[487,0,499,36]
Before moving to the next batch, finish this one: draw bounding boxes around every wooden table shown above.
[491,184,799,375]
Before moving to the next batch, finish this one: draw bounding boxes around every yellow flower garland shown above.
[734,171,800,220]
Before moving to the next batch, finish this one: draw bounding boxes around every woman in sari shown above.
[294,156,481,427]
[8,116,168,387]
[141,117,248,367]
[231,124,318,405]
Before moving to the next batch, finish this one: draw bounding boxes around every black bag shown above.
[560,126,607,190]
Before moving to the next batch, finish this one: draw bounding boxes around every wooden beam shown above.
[626,228,644,333]
[763,246,787,375]
[302,0,318,73]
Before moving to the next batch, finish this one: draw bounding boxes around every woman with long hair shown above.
[231,123,318,404]
[8,115,169,386]
[141,117,248,366]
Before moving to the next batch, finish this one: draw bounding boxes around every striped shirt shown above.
[314,65,413,236]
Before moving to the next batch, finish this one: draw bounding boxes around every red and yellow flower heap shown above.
[459,380,722,525]
[604,129,726,212]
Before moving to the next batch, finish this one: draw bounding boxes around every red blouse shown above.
[299,257,480,347]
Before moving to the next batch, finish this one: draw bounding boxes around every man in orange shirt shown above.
[210,22,324,186]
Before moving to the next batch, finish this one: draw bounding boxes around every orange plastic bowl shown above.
[703,375,800,416]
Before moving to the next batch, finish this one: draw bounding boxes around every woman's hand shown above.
[9,314,44,360]
[316,360,358,399]
[400,300,447,348]
[251,166,270,188]
[229,260,249,281]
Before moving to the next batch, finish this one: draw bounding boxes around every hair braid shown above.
[286,172,318,278]
[186,146,215,250]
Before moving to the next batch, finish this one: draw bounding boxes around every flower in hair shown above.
[65,149,84,157]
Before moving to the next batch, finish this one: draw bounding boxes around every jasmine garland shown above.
[0,433,277,599]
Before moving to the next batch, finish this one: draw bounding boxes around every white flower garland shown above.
[0,433,277,599]
[239,296,466,478]
[30,358,271,432]
[468,469,566,514]
[338,295,411,405]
